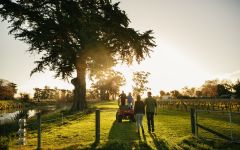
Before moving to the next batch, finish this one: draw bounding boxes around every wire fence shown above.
[15,109,100,149]
[157,98,240,143]
[158,99,240,112]
[191,108,240,143]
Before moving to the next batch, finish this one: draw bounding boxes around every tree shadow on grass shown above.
[108,120,138,141]
[100,120,152,150]
[149,133,169,150]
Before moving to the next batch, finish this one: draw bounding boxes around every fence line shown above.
[190,108,240,143]
[196,109,240,114]
[158,99,240,112]
[18,109,101,149]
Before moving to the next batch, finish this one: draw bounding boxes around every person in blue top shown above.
[127,92,134,109]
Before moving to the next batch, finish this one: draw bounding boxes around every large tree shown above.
[0,0,155,111]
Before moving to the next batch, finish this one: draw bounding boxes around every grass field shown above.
[8,101,240,150]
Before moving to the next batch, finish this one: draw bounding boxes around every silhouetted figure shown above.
[134,95,145,134]
[119,91,127,106]
[144,92,157,132]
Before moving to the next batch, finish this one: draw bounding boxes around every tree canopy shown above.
[132,71,151,96]
[91,69,126,100]
[0,79,17,100]
[0,0,156,110]
[0,0,155,78]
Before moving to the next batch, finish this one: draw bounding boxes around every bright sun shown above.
[113,41,211,96]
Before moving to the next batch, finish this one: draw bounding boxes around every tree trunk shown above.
[106,91,110,100]
[71,58,87,111]
[100,89,105,101]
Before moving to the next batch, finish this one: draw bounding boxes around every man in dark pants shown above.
[119,91,127,106]
[144,92,157,132]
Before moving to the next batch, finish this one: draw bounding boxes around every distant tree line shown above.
[160,79,240,99]
[86,70,151,101]
[34,86,73,102]
[0,79,17,100]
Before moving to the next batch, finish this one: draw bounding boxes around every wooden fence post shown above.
[191,108,197,136]
[62,113,64,125]
[37,112,41,150]
[95,109,100,143]
[229,104,233,141]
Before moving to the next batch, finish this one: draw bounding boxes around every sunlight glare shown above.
[18,71,74,97]
[114,40,211,96]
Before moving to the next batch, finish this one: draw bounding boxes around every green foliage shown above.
[91,69,126,100]
[0,0,155,79]
[0,79,17,100]
[34,86,73,101]
[19,93,30,102]
[233,80,240,98]
[217,84,231,97]
[170,90,181,98]
[0,0,155,111]
[159,90,166,97]
[132,71,151,96]
[200,80,234,98]
[168,79,236,99]
[0,136,9,150]
[181,87,196,97]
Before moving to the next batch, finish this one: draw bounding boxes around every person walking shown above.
[144,91,157,132]
[134,95,145,134]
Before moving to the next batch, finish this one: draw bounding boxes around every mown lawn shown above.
[9,101,240,150]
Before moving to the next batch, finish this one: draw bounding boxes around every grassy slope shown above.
[9,101,240,150]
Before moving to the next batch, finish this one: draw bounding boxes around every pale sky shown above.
[0,0,240,96]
